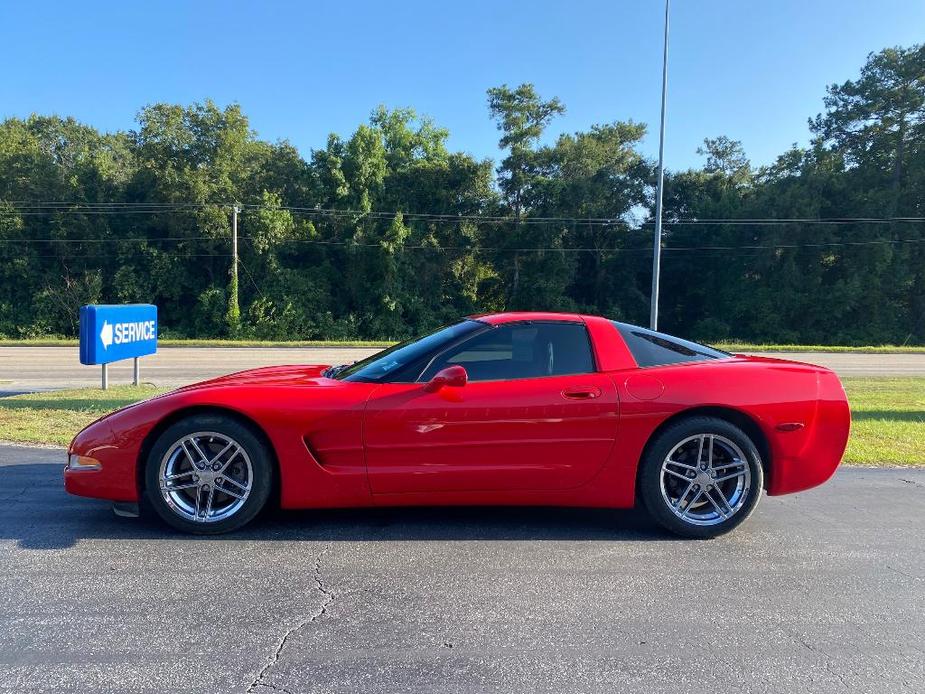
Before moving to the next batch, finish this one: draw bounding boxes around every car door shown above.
[363,321,619,495]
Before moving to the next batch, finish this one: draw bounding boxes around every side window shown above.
[613,321,730,368]
[421,322,595,382]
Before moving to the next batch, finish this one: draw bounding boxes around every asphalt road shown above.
[0,346,377,393]
[1,346,923,394]
[0,444,922,693]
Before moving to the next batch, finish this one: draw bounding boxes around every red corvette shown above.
[65,312,850,538]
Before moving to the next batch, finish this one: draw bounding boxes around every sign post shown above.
[79,304,158,389]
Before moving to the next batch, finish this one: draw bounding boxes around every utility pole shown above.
[226,205,241,334]
[232,204,239,291]
[650,0,670,331]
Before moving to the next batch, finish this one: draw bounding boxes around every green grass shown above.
[841,377,924,466]
[0,378,921,466]
[717,343,925,354]
[0,385,169,446]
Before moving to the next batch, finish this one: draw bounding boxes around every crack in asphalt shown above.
[254,683,296,694]
[886,564,923,582]
[788,630,853,689]
[246,543,335,694]
[0,484,32,506]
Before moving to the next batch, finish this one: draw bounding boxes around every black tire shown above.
[638,416,764,539]
[144,414,273,535]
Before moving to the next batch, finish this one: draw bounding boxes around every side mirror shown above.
[424,365,468,393]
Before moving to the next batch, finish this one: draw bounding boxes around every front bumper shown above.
[64,456,138,502]
[65,419,140,502]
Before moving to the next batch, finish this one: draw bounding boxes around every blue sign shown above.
[79,304,158,365]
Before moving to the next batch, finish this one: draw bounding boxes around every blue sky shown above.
[1,0,923,171]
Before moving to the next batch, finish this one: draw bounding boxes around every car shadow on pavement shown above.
[1,462,674,550]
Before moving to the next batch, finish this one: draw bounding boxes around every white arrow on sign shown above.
[100,321,113,349]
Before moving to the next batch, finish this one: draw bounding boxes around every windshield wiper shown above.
[322,364,350,378]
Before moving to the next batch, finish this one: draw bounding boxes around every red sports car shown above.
[65,312,850,538]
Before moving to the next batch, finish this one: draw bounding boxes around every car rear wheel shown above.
[638,416,764,539]
[144,414,273,534]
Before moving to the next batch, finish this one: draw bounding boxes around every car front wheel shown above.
[638,416,764,538]
[144,414,273,534]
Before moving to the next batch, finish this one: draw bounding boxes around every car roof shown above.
[469,311,588,325]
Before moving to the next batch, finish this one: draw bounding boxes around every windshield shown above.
[335,320,485,382]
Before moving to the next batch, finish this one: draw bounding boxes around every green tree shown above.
[1,43,924,345]
[487,84,565,216]
[812,44,925,202]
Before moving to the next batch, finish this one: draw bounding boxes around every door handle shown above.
[561,386,601,400]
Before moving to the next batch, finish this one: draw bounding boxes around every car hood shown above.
[68,363,347,453]
[175,364,335,391]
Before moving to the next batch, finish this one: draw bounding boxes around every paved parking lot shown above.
[1,347,923,394]
[1,444,922,693]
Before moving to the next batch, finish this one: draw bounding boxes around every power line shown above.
[665,238,925,251]
[0,232,921,252]
[243,236,925,253]
[0,253,233,260]
[3,201,218,208]
[7,209,210,216]
[0,237,222,243]
[259,206,925,226]
[3,237,921,261]
[4,201,925,226]
[648,218,925,226]
[237,257,268,301]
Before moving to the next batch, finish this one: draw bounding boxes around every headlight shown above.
[67,454,101,471]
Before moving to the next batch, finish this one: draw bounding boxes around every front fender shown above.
[66,380,380,508]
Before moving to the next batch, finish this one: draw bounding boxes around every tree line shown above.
[0,44,923,344]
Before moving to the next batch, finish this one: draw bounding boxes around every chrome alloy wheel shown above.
[659,433,752,527]
[158,432,253,523]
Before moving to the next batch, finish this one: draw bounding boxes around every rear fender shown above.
[766,370,850,495]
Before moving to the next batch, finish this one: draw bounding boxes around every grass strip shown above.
[0,378,921,465]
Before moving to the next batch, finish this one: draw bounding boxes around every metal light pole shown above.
[649,0,670,331]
